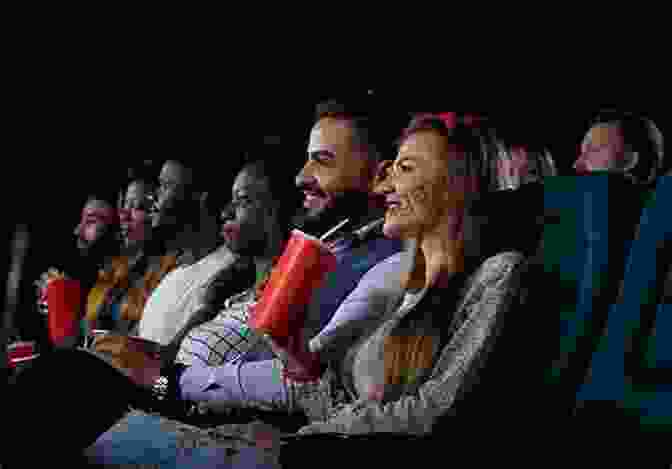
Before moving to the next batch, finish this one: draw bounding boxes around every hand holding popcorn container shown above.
[6,340,39,374]
[45,270,83,347]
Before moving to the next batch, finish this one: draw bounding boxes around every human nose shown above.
[373,161,394,195]
[295,161,316,188]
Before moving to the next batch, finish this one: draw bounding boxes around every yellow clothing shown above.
[84,254,178,326]
[85,256,130,322]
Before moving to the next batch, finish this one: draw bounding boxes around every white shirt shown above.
[138,246,236,345]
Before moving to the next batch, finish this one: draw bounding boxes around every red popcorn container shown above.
[47,278,83,346]
[249,230,337,341]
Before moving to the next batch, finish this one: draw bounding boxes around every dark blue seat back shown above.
[575,176,672,433]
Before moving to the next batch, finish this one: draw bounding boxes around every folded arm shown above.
[162,258,254,365]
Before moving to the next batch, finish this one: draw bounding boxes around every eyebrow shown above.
[394,155,419,165]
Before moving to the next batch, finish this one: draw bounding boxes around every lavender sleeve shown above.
[308,252,406,359]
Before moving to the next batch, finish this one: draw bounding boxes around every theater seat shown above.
[525,175,650,418]
[575,175,672,441]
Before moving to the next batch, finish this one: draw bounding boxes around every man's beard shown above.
[292,191,373,237]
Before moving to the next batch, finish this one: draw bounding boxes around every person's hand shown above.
[265,332,322,382]
[93,334,163,388]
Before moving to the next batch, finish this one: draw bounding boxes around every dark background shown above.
[5,74,669,341]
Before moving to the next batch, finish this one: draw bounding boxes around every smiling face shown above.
[119,181,154,247]
[296,117,374,222]
[375,130,474,240]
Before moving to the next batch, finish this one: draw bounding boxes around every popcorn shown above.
[34,268,69,315]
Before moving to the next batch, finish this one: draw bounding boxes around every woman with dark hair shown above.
[84,166,161,336]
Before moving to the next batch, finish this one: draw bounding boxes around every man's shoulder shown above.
[351,232,403,263]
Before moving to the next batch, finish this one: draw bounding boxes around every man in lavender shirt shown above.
[174,100,405,412]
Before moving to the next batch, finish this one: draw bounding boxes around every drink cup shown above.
[249,230,337,340]
[7,341,38,369]
[47,278,83,346]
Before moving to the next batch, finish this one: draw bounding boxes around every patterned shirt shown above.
[175,289,273,367]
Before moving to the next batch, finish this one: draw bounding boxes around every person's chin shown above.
[382,222,404,239]
[382,215,409,239]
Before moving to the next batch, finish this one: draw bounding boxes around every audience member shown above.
[574,110,664,186]
[35,190,122,347]
[85,170,157,335]
[137,158,246,345]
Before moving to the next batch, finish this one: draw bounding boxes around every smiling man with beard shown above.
[294,100,385,236]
